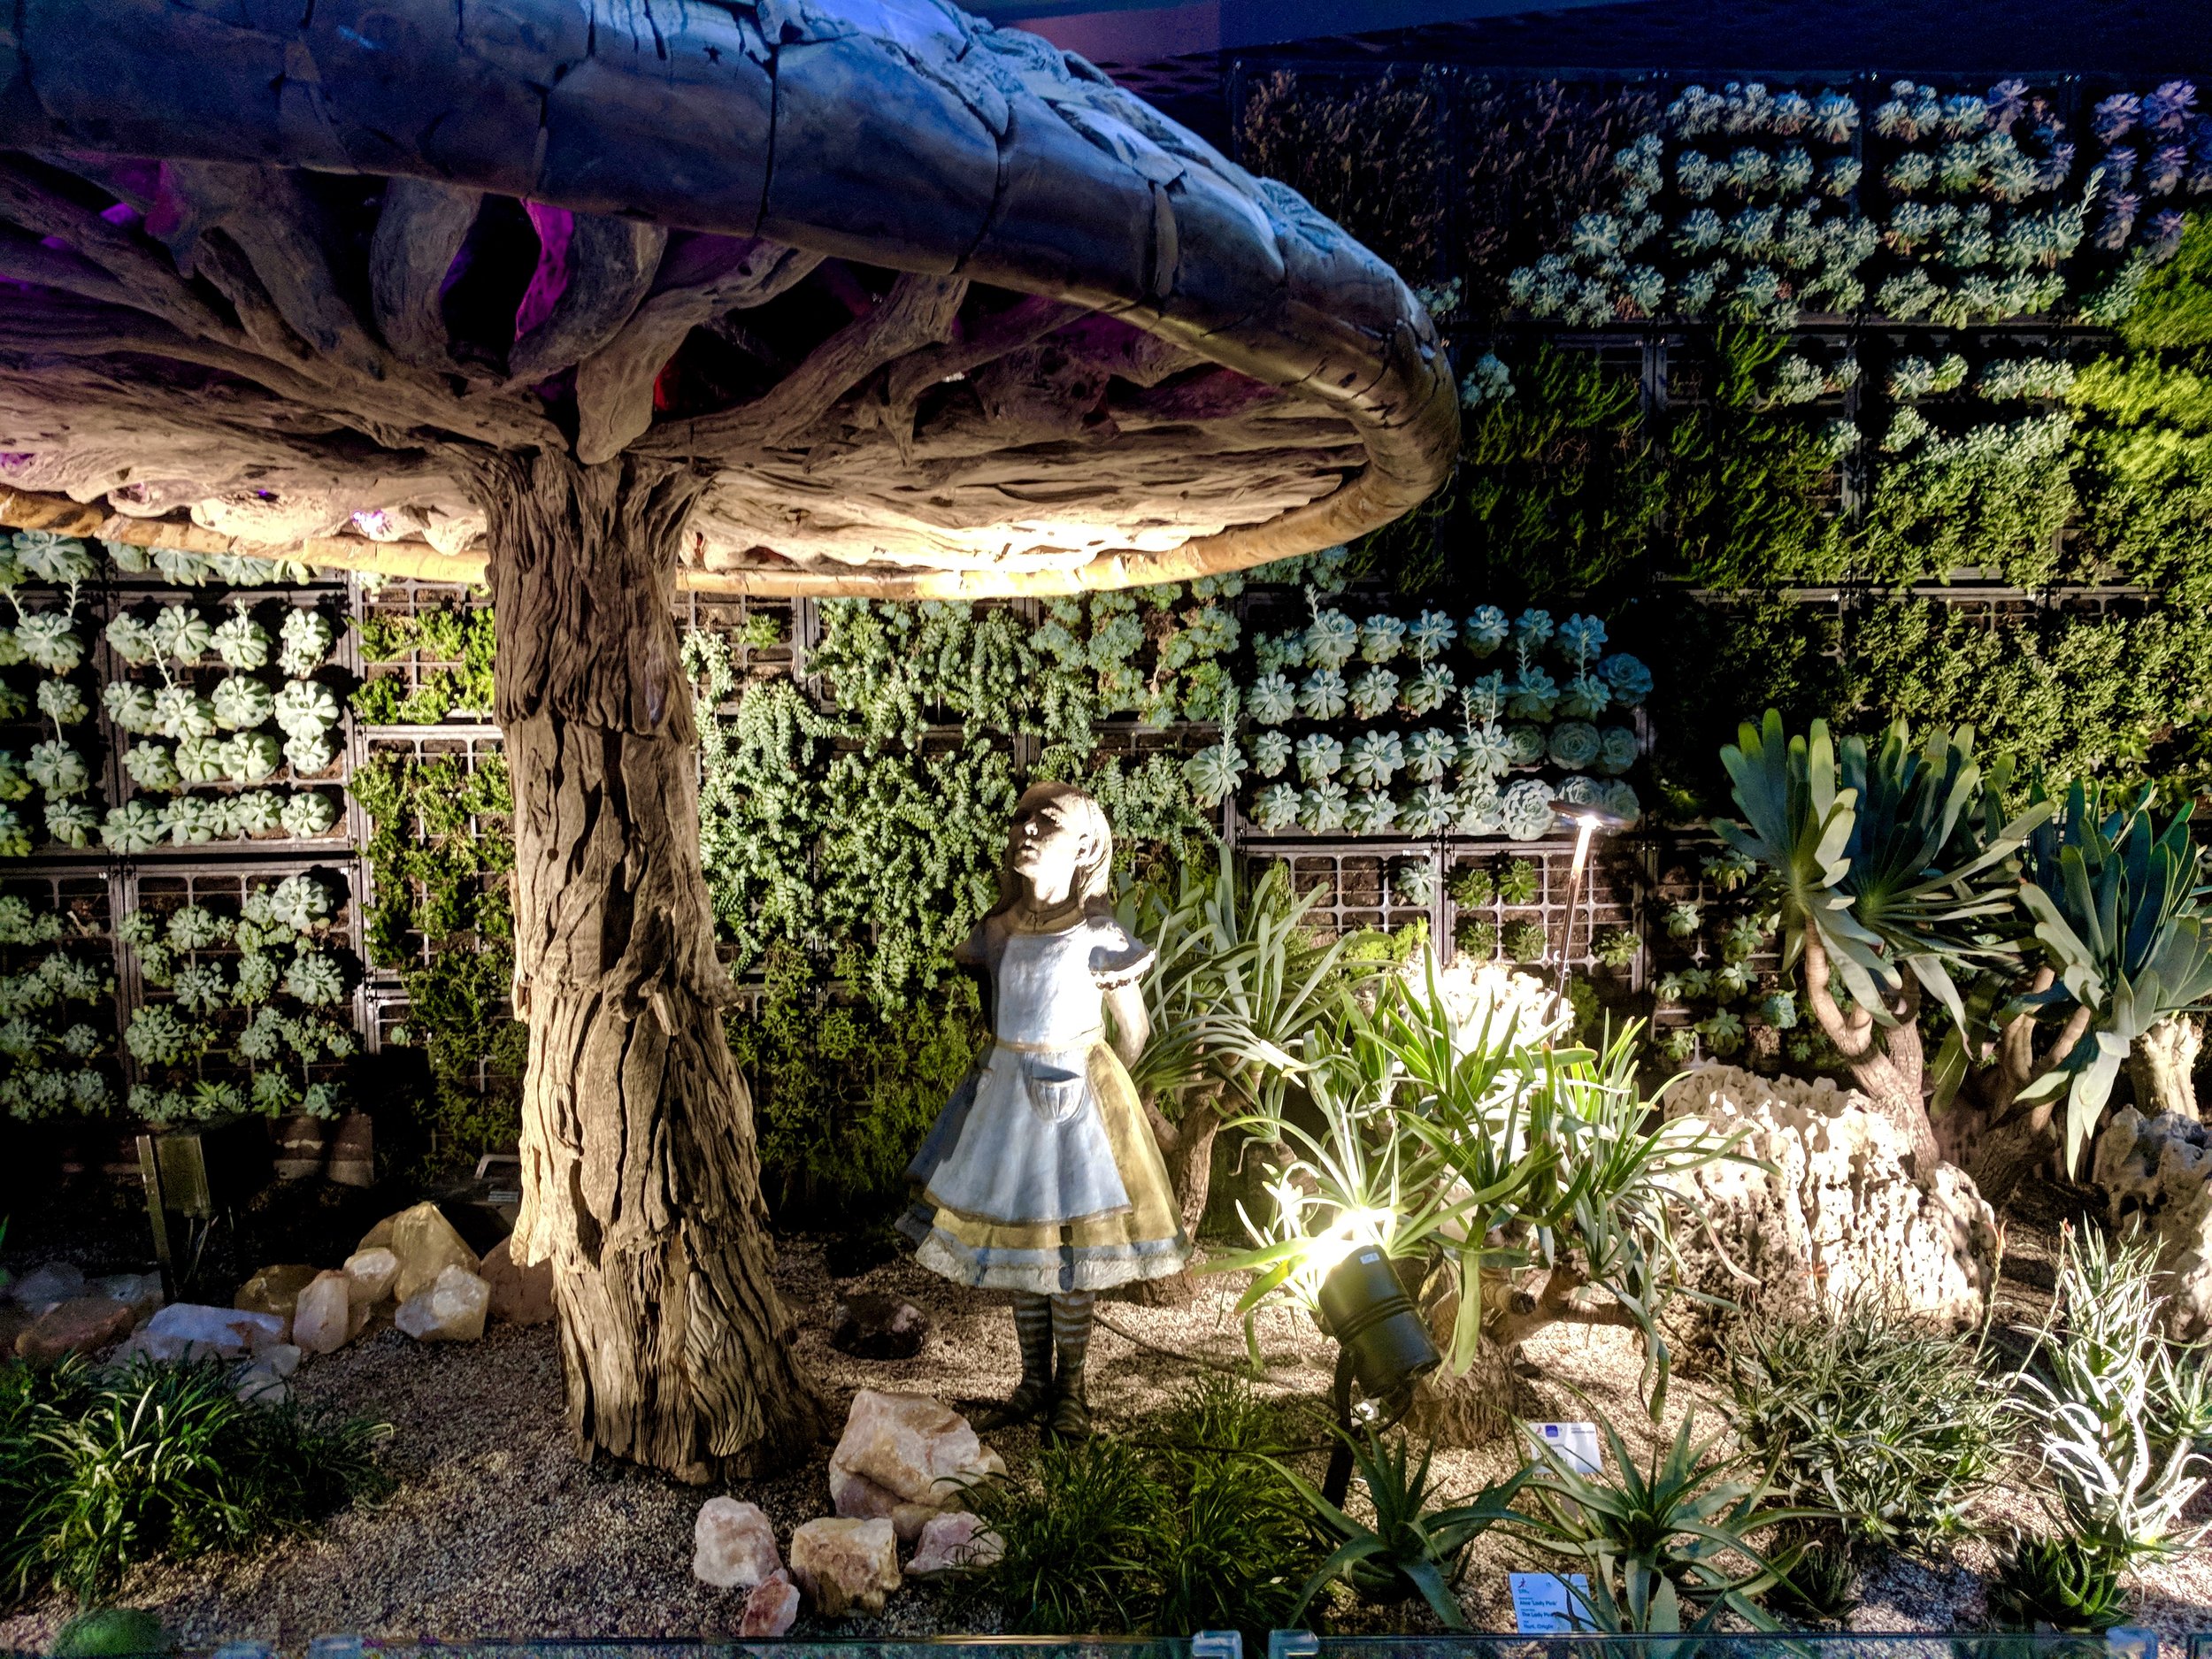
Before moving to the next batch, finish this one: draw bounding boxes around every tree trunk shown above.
[1947,971,2100,1202]
[2130,1016,2201,1122]
[484,448,829,1482]
[1800,930,1939,1173]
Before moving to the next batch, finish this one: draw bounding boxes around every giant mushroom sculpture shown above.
[0,0,1456,1479]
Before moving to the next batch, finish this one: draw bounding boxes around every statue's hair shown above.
[990,781,1114,918]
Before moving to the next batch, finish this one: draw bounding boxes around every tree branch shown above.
[369,177,481,370]
[507,214,667,386]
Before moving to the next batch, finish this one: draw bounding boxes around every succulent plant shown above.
[1303,606,1357,671]
[1344,730,1406,790]
[1463,606,1509,657]
[1407,610,1457,660]
[1299,780,1349,833]
[1296,668,1348,722]
[1404,728,1456,782]
[1251,782,1301,831]
[1348,666,1400,721]
[1357,614,1406,663]
[1248,672,1296,726]
[100,801,165,853]
[281,790,339,839]
[1399,784,1455,837]
[1501,779,1556,841]
[1343,789,1398,836]
[1294,732,1344,782]
[121,741,180,792]
[1248,730,1292,778]
[1181,739,1246,805]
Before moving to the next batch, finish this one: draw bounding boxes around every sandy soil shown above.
[2,1193,2208,1648]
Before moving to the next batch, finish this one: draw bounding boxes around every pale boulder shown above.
[480,1236,555,1325]
[2093,1107,2212,1339]
[293,1271,368,1355]
[827,1391,1003,1541]
[88,1272,163,1323]
[362,1202,480,1302]
[1660,1064,2000,1334]
[10,1261,85,1310]
[906,1510,1002,1577]
[395,1264,490,1342]
[693,1497,781,1590]
[129,1302,286,1363]
[234,1263,319,1333]
[739,1571,801,1638]
[788,1517,901,1617]
[16,1296,134,1364]
[342,1248,400,1307]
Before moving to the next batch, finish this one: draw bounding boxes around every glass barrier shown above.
[178,1640,1239,1659]
[1265,1636,2165,1659]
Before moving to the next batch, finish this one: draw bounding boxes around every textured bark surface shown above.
[2130,1016,2202,1123]
[487,450,829,1481]
[1800,930,1939,1173]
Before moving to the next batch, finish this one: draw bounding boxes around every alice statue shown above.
[899,782,1189,1438]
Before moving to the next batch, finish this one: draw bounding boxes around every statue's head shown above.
[1006,782,1113,909]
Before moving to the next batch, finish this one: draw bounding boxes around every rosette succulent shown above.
[44,800,96,848]
[1500,778,1557,841]
[1597,727,1639,775]
[1556,613,1609,665]
[153,687,217,741]
[101,801,165,853]
[1463,606,1509,657]
[1303,607,1357,670]
[211,675,276,731]
[1507,666,1559,720]
[104,614,158,665]
[1557,672,1612,721]
[232,791,286,836]
[1408,611,1457,660]
[1665,900,1703,938]
[0,755,28,803]
[1294,732,1344,782]
[1456,722,1513,782]
[1454,784,1505,837]
[1346,666,1398,721]
[1402,662,1455,717]
[160,797,218,845]
[1598,654,1653,706]
[0,806,29,858]
[14,613,82,674]
[1344,790,1398,835]
[102,682,159,734]
[1399,784,1455,836]
[173,735,229,784]
[1510,609,1555,652]
[35,680,87,727]
[1296,669,1347,722]
[121,741,179,792]
[1404,728,1456,782]
[277,609,334,676]
[283,731,338,777]
[1181,739,1246,805]
[1248,730,1293,778]
[1344,730,1405,790]
[1599,780,1640,826]
[273,680,339,739]
[212,611,273,671]
[284,950,346,1007]
[1357,614,1406,663]
[268,874,334,931]
[1503,724,1547,767]
[25,742,88,797]
[1251,783,1301,831]
[1548,721,1603,771]
[1247,672,1297,726]
[1299,780,1349,833]
[150,604,212,663]
[227,733,283,783]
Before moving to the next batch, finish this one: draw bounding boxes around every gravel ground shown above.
[3,1191,2208,1648]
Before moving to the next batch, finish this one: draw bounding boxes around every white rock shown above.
[905,1510,1002,1577]
[88,1271,164,1323]
[257,1342,303,1379]
[12,1261,85,1309]
[134,1302,287,1363]
[1660,1064,2000,1333]
[234,1364,293,1408]
[2093,1106,2212,1340]
[361,1202,479,1303]
[394,1263,490,1342]
[342,1248,400,1307]
[693,1497,781,1590]
[739,1571,800,1637]
[788,1517,901,1617]
[827,1391,1003,1541]
[292,1271,366,1356]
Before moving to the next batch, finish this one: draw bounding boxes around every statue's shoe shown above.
[972,1379,1051,1432]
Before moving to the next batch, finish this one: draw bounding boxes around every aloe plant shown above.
[1715,710,2047,1164]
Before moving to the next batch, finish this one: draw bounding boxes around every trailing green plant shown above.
[1504,1408,1816,1632]
[1270,1429,1527,1627]
[3,1356,386,1602]
[1724,1298,2009,1550]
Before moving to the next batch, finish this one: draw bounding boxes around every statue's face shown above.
[1010,797,1090,899]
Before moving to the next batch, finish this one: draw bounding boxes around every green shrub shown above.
[1726,1301,2009,1551]
[49,1608,169,1656]
[2,1357,387,1602]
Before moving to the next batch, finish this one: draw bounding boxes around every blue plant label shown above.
[1527,1419,1602,1474]
[1510,1571,1589,1633]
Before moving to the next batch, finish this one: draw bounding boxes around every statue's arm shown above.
[1104,981,1149,1071]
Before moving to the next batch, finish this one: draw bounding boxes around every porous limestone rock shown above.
[788,1517,901,1617]
[827,1391,1004,1542]
[739,1571,801,1637]
[361,1202,480,1302]
[127,1302,287,1363]
[480,1235,555,1325]
[292,1271,368,1356]
[16,1295,134,1363]
[693,1497,781,1590]
[234,1263,319,1332]
[342,1248,401,1307]
[905,1510,1002,1577]
[394,1263,490,1342]
[1660,1064,1999,1332]
[2093,1106,2212,1340]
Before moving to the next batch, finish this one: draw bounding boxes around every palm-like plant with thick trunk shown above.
[1947,785,2212,1195]
[1715,711,2047,1168]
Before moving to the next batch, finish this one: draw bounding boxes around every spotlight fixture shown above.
[1549,803,1634,975]
[1317,1246,1441,1502]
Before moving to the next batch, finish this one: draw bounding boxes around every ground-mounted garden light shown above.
[1549,803,1635,978]
[1317,1244,1441,1503]
[0,0,1455,1480]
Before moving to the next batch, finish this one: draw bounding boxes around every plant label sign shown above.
[1527,1419,1602,1474]
[1510,1571,1589,1633]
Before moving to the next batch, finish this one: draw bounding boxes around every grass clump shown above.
[964,1374,1316,1640]
[0,1356,388,1603]
[1725,1300,2008,1553]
